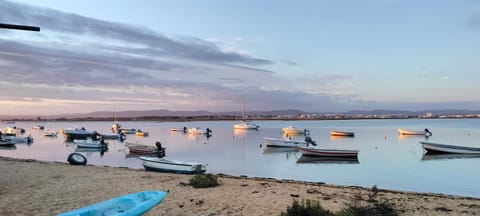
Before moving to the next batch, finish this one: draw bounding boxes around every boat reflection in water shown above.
[296,155,359,164]
[421,153,480,161]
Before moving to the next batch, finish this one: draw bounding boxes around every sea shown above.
[1,118,480,198]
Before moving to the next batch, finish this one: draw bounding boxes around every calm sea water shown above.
[1,119,480,197]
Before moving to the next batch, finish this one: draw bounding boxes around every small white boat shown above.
[58,190,168,216]
[330,131,355,137]
[188,127,212,135]
[6,126,25,134]
[297,146,359,158]
[420,141,480,154]
[233,121,259,130]
[398,128,432,136]
[282,126,308,134]
[140,157,207,174]
[75,137,108,148]
[32,125,44,130]
[263,137,307,148]
[44,131,58,137]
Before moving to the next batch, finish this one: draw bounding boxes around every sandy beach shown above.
[1,157,480,216]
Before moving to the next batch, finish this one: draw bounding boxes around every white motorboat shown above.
[188,127,212,135]
[6,126,25,134]
[139,157,207,174]
[263,137,307,148]
[398,128,432,136]
[297,146,359,158]
[233,121,259,130]
[420,141,480,154]
[44,131,58,137]
[282,126,308,134]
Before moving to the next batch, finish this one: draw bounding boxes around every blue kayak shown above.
[58,190,168,216]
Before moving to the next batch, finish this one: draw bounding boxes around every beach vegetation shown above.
[189,174,219,188]
[280,199,334,216]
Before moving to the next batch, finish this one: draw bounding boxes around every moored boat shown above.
[263,137,307,148]
[297,146,359,158]
[330,131,355,137]
[2,134,33,143]
[398,128,432,136]
[126,141,165,156]
[282,126,308,134]
[233,121,259,130]
[188,127,212,135]
[420,141,480,154]
[139,156,207,174]
[44,131,58,137]
[58,190,168,216]
[135,130,149,137]
[63,127,97,140]
[0,140,16,147]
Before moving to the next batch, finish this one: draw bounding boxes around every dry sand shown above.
[1,157,480,216]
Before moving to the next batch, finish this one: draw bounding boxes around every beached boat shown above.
[58,190,168,216]
[398,128,432,136]
[63,127,97,139]
[126,141,165,156]
[330,131,355,137]
[44,131,58,137]
[0,140,16,147]
[420,141,480,154]
[135,130,149,137]
[139,156,207,174]
[282,126,308,134]
[297,146,359,158]
[263,137,307,148]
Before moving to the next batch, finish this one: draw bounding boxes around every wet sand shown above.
[1,157,479,216]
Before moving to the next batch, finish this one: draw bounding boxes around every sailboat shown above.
[233,97,259,130]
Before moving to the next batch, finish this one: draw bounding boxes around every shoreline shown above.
[1,157,480,215]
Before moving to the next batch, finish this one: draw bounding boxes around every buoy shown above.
[67,153,87,165]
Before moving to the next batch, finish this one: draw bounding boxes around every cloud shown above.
[0,0,272,66]
[280,59,299,66]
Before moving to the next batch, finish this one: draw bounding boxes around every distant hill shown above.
[1,109,479,120]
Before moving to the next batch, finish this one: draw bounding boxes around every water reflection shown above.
[296,155,360,164]
[421,153,480,161]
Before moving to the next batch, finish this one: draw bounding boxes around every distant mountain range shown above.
[1,109,479,120]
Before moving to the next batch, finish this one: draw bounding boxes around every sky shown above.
[1,0,480,116]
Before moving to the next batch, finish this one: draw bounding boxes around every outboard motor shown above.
[424,128,432,136]
[155,141,166,158]
[305,136,317,146]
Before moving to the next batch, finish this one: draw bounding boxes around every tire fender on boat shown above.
[67,153,87,165]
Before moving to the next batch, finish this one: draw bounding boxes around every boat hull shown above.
[297,147,359,158]
[420,141,480,154]
[398,129,426,135]
[140,157,206,174]
[263,137,307,148]
[330,131,355,137]
[58,190,168,216]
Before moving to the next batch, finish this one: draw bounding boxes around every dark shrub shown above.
[280,199,334,216]
[189,174,219,188]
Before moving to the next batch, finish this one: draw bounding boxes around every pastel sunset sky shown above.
[1,0,480,115]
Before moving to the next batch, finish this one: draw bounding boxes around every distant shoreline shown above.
[2,115,480,122]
